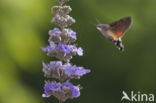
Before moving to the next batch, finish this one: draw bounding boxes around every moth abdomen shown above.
[112,39,124,52]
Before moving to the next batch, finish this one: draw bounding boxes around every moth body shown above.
[96,16,132,52]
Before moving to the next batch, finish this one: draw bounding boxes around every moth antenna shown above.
[96,18,101,24]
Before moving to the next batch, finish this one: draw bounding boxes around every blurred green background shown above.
[0,0,156,103]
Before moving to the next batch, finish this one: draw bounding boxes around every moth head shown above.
[96,24,109,31]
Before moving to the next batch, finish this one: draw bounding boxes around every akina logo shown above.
[121,91,155,102]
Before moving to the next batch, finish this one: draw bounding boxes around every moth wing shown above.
[109,16,132,38]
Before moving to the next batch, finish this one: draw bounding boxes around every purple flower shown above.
[50,41,56,48]
[68,29,76,40]
[77,47,83,56]
[73,67,90,76]
[57,44,71,54]
[42,0,91,102]
[42,61,65,79]
[41,41,56,52]
[70,32,76,39]
[42,81,61,98]
[63,82,80,98]
[49,61,62,70]
[49,28,60,36]
[69,45,77,51]
[42,81,81,100]
[65,65,90,77]
[41,47,48,52]
[42,61,90,80]
[42,61,50,72]
[62,29,77,41]
[42,62,50,69]
[72,86,80,98]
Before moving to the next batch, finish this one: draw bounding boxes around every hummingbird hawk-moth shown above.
[96,16,132,52]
